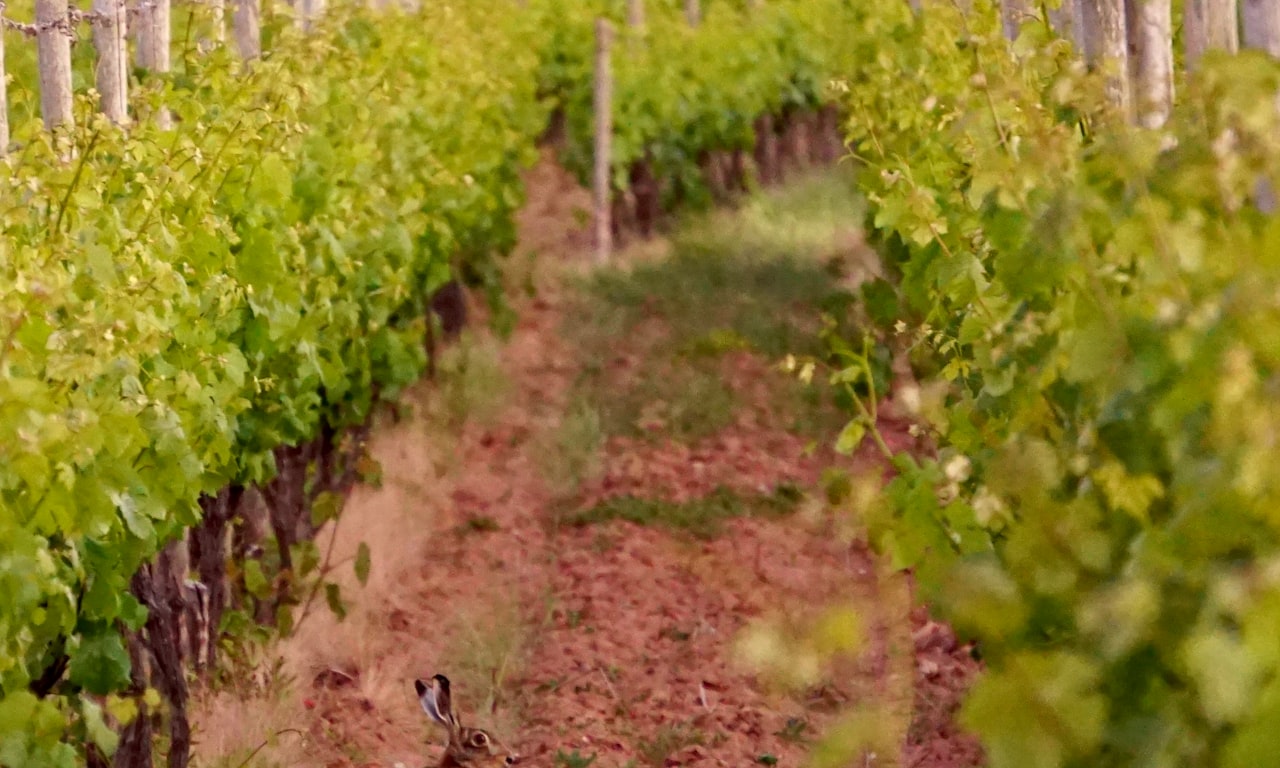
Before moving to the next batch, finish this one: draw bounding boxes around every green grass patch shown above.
[565,169,867,444]
[565,484,804,539]
[571,358,739,441]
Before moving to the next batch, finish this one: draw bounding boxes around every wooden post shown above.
[136,0,173,128]
[1125,0,1172,128]
[234,0,261,61]
[36,0,74,131]
[626,0,644,28]
[1242,0,1280,56]
[211,0,226,43]
[685,0,700,26]
[1242,0,1280,214]
[1049,0,1086,48]
[93,0,129,125]
[297,0,324,31]
[1001,0,1028,40]
[1081,0,1130,115]
[1184,0,1239,69]
[0,8,9,153]
[593,18,614,264]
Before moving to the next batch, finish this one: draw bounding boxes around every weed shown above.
[555,750,598,768]
[535,397,605,499]
[637,723,705,767]
[776,717,811,743]
[439,598,527,727]
[534,678,562,694]
[435,333,510,429]
[565,484,804,540]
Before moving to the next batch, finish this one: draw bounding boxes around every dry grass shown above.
[190,688,303,768]
[190,373,479,768]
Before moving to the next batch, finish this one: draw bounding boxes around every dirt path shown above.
[191,156,983,768]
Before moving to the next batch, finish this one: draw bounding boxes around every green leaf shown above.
[354,542,371,587]
[68,630,132,695]
[1063,314,1123,385]
[1185,629,1264,726]
[324,582,347,621]
[1092,460,1164,523]
[142,688,162,709]
[295,539,321,578]
[276,604,295,638]
[81,700,120,756]
[961,652,1106,768]
[941,559,1028,641]
[256,153,294,205]
[311,491,344,527]
[118,594,149,631]
[105,695,139,726]
[835,421,867,456]
[244,560,271,600]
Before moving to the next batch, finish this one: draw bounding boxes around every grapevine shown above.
[809,0,1280,765]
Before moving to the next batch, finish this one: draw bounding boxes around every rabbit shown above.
[416,674,518,767]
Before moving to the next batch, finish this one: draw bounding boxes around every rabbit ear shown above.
[415,675,458,730]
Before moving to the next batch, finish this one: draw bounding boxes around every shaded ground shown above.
[190,156,983,768]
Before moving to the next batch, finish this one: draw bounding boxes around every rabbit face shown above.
[416,675,518,767]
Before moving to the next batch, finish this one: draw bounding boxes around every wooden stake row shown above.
[1,0,275,153]
[1011,0,1280,128]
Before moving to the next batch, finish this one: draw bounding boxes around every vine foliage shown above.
[0,2,544,764]
[801,0,1280,765]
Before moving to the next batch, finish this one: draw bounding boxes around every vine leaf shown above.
[68,630,132,696]
[355,542,371,587]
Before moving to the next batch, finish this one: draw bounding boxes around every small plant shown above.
[535,397,605,499]
[436,334,510,428]
[637,724,705,767]
[439,599,527,720]
[776,717,810,743]
[555,749,598,768]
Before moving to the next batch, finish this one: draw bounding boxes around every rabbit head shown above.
[416,675,517,767]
